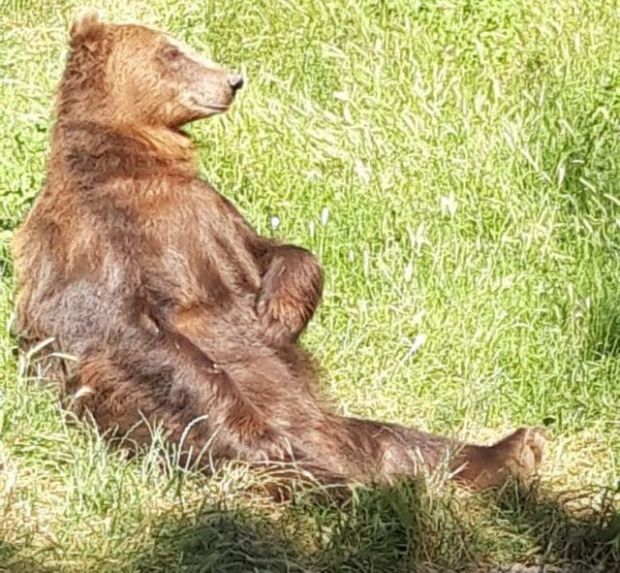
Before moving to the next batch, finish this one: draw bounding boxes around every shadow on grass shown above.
[130,481,442,573]
[130,479,619,573]
[487,482,619,572]
[0,541,53,573]
[129,507,308,572]
[586,296,620,358]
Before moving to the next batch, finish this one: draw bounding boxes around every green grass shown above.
[1,0,619,570]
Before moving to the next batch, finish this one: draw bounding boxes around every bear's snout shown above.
[227,74,244,93]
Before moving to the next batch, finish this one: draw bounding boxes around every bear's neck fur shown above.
[50,120,195,190]
[52,41,196,186]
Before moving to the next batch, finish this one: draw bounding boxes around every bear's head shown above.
[63,9,243,128]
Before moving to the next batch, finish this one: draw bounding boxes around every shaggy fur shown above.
[13,10,545,490]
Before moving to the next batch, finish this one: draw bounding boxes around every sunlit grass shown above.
[0,0,618,571]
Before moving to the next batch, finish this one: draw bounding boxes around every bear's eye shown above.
[163,46,182,60]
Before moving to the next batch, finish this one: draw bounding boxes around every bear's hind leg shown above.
[321,417,546,489]
[451,427,546,489]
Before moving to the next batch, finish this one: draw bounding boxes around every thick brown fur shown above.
[13,11,545,491]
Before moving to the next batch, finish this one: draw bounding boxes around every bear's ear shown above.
[69,8,104,48]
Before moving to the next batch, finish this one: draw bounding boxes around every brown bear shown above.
[12,9,545,491]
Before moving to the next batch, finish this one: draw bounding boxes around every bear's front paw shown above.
[255,296,302,347]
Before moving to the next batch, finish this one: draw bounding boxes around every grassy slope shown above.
[0,0,618,571]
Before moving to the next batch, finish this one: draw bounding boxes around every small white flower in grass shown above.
[440,193,457,217]
[308,221,316,238]
[556,163,566,186]
[410,223,430,251]
[2,457,17,493]
[270,216,280,230]
[499,275,515,289]
[403,262,413,282]
[354,159,371,184]
[492,77,502,99]
[362,248,371,277]
[343,105,353,124]
[305,169,322,181]
[474,92,486,114]
[320,207,330,226]
[411,309,426,326]
[409,333,427,355]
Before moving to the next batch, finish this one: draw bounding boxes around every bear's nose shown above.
[227,74,244,92]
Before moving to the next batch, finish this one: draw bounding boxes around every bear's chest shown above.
[140,198,262,308]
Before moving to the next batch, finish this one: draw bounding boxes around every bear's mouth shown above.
[187,96,231,115]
